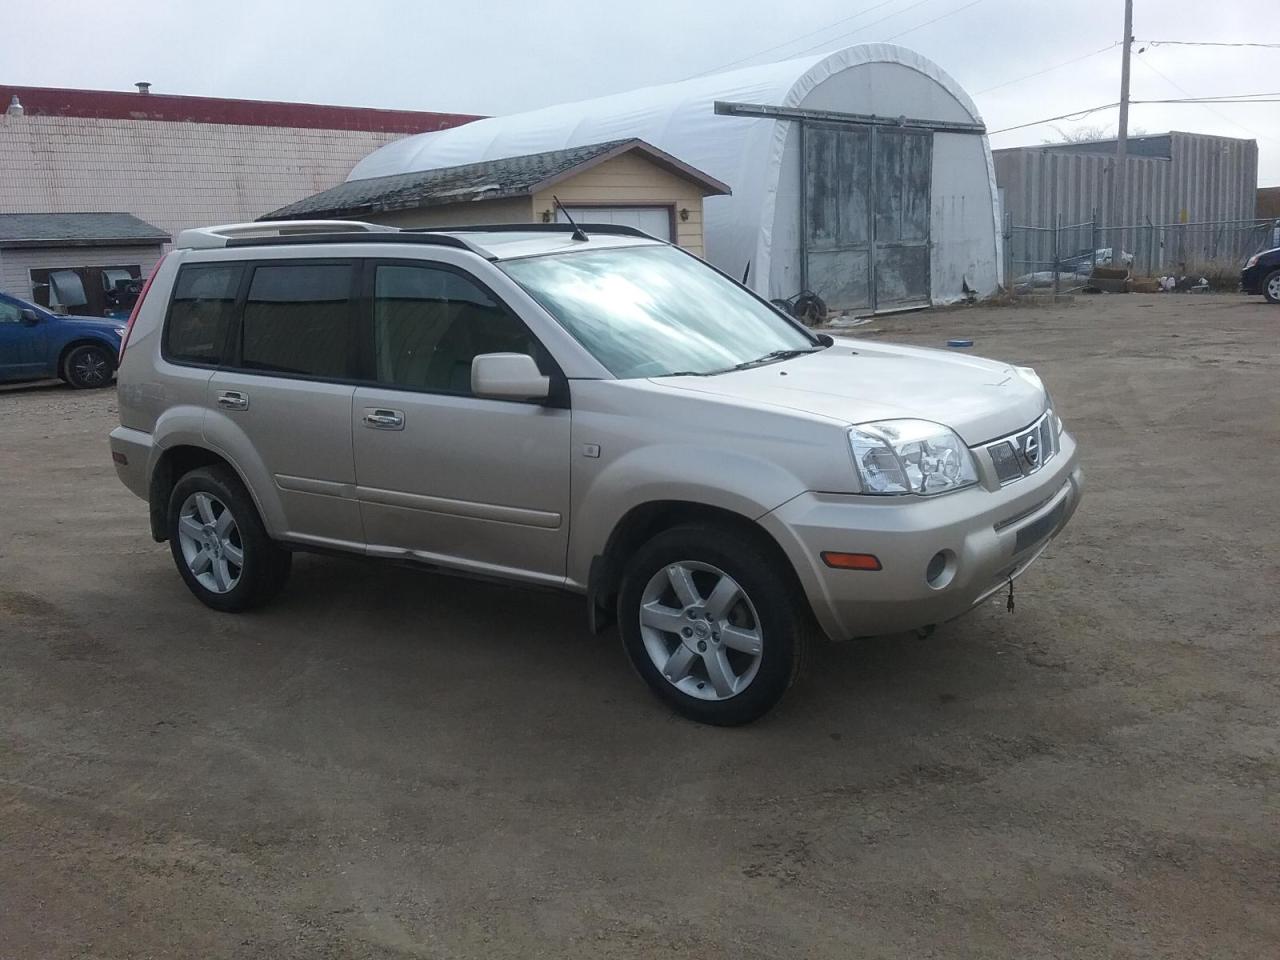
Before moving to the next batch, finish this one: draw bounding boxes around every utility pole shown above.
[1113,0,1134,247]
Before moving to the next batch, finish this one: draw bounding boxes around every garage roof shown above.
[261,138,730,221]
[0,212,170,249]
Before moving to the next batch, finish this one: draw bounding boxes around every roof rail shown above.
[176,219,398,250]
[407,222,657,240]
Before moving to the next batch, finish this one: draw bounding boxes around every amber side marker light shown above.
[821,551,882,571]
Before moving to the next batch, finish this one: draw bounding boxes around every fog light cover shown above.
[849,420,979,496]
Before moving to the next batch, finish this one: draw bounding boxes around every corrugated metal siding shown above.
[994,132,1257,227]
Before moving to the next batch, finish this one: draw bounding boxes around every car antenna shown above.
[552,195,589,242]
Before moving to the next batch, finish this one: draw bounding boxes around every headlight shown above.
[1245,254,1259,269]
[849,420,979,496]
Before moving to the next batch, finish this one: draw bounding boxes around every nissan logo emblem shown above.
[1021,432,1041,466]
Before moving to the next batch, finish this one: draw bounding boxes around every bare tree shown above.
[1044,124,1148,144]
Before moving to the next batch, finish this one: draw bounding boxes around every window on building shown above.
[29,264,142,317]
[372,263,537,394]
[241,263,355,378]
[165,263,244,365]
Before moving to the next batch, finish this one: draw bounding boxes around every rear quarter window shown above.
[240,263,355,378]
[165,263,244,364]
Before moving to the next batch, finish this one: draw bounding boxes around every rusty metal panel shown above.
[874,129,932,307]
[803,123,872,310]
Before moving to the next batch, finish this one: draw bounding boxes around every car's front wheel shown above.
[62,343,114,389]
[618,524,807,725]
[1263,268,1280,304]
[168,465,291,612]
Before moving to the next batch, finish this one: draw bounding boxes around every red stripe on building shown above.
[0,85,482,134]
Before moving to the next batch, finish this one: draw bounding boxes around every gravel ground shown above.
[1,293,1277,959]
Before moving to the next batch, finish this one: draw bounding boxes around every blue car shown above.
[0,291,126,389]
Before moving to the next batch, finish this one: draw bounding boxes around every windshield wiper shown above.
[729,346,825,371]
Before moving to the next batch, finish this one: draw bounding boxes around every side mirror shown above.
[20,308,40,325]
[815,333,834,346]
[471,353,550,401]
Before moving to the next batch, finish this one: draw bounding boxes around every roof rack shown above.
[408,222,657,240]
[176,219,398,250]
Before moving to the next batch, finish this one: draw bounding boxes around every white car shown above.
[110,219,1083,725]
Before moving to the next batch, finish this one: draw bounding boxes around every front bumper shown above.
[760,430,1084,640]
[1241,265,1265,295]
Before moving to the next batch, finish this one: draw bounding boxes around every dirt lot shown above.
[1,293,1277,959]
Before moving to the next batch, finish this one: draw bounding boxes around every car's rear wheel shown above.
[62,343,114,389]
[168,465,291,612]
[618,524,807,725]
[1264,269,1280,304]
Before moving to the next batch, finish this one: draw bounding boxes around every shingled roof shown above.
[262,138,730,221]
[0,212,170,249]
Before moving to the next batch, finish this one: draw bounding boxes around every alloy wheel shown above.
[638,560,764,700]
[176,492,244,594]
[73,349,109,387]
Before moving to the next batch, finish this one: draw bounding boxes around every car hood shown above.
[650,340,1047,445]
[63,314,126,332]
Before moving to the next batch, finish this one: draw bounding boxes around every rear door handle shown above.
[216,390,249,411]
[362,408,405,430]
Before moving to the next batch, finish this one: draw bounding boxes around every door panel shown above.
[873,129,932,308]
[351,260,571,583]
[205,259,363,548]
[353,389,571,581]
[0,299,46,378]
[803,124,872,311]
[207,371,362,546]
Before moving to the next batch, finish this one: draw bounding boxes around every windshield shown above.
[501,244,815,378]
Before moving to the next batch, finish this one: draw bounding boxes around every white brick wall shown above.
[0,114,406,249]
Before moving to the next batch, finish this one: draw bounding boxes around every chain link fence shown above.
[1005,214,1280,294]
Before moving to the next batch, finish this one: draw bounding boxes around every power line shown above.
[682,0,918,79]
[1140,40,1280,50]
[1134,97,1280,104]
[988,102,1121,136]
[1135,56,1280,146]
[973,42,1120,96]
[763,0,944,62]
[883,0,988,43]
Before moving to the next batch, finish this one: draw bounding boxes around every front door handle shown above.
[362,408,405,430]
[216,390,249,411]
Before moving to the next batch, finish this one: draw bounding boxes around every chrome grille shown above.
[984,411,1058,486]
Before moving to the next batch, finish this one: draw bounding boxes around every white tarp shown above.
[352,44,1001,305]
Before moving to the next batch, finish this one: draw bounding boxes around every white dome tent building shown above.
[352,44,1001,314]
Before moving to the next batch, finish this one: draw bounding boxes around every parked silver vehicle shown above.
[110,220,1082,724]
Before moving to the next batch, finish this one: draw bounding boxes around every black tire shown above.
[167,465,291,612]
[62,343,115,389]
[618,523,808,726]
[1263,269,1280,304]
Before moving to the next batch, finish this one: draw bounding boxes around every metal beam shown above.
[714,100,986,135]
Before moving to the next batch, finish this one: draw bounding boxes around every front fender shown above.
[566,444,809,587]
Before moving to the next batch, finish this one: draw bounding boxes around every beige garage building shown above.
[263,139,730,256]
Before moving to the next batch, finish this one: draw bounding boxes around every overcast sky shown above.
[9,0,1280,184]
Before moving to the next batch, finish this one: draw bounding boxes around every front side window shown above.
[166,263,243,364]
[0,299,22,324]
[501,244,814,378]
[242,263,354,378]
[372,263,537,394]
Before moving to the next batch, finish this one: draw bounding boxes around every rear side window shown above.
[165,263,243,364]
[372,263,537,394]
[241,263,354,378]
